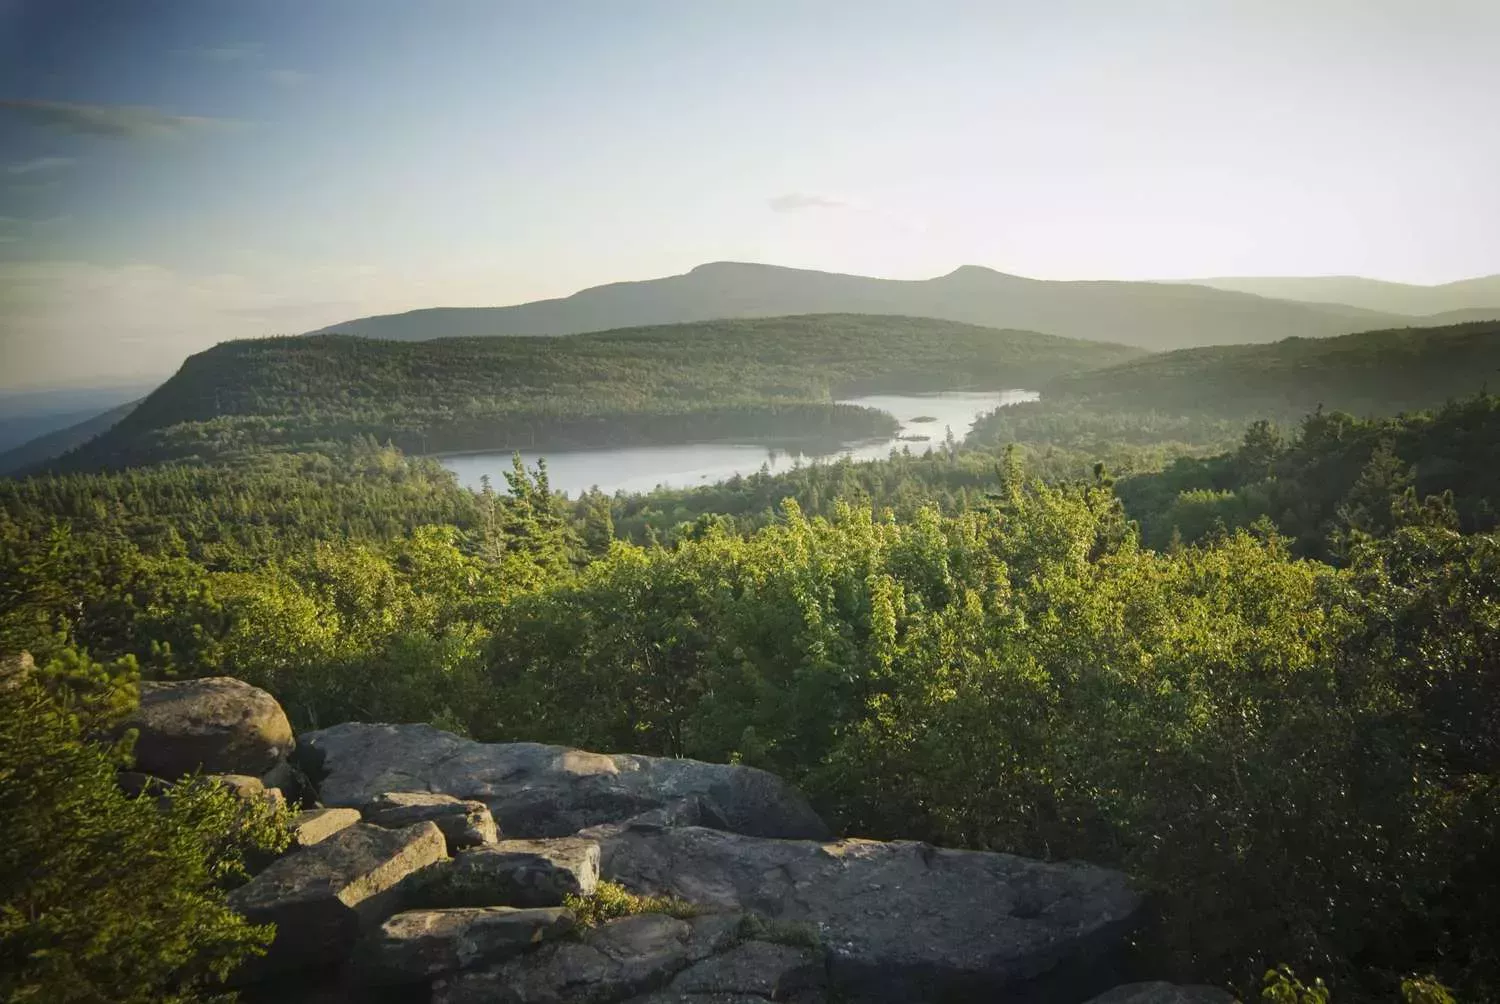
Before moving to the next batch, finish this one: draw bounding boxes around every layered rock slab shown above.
[364,790,499,852]
[299,723,829,839]
[626,939,828,1003]
[290,807,363,848]
[433,912,744,1004]
[414,837,601,909]
[590,824,1142,1003]
[352,906,574,985]
[228,821,447,977]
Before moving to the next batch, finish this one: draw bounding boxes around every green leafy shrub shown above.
[1259,967,1457,1003]
[736,913,823,950]
[1262,967,1331,1003]
[0,652,290,1004]
[562,880,698,928]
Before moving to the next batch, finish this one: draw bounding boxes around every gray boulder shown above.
[260,759,306,805]
[627,939,828,1003]
[414,838,601,909]
[124,677,294,779]
[429,840,597,906]
[209,773,267,798]
[351,906,574,985]
[290,807,363,848]
[299,723,829,840]
[205,773,286,810]
[1086,983,1239,1004]
[433,912,744,1004]
[364,790,499,852]
[228,821,447,978]
[591,824,1141,1003]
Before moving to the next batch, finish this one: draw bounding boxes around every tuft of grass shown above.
[563,880,699,928]
[737,912,823,950]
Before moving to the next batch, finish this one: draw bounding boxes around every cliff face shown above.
[124,677,1230,1004]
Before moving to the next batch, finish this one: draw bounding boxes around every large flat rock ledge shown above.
[298,722,831,840]
[587,822,1144,1003]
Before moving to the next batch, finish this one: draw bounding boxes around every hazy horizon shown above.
[3,0,1499,389]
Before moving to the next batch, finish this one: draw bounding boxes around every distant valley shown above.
[7,267,1498,475]
[28,313,1499,479]
[59,314,1140,471]
[0,382,156,454]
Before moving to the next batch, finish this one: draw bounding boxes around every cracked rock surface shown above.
[587,823,1143,1003]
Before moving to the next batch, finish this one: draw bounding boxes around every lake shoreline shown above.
[439,389,1039,497]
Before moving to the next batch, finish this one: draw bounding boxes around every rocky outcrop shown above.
[588,823,1142,1003]
[228,821,447,977]
[289,807,362,848]
[351,906,574,986]
[415,838,601,909]
[363,790,499,852]
[298,723,830,840]
[94,678,1214,1002]
[1086,984,1239,1004]
[124,677,294,779]
[433,912,745,1004]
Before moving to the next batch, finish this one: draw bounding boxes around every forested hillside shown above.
[1118,393,1500,559]
[1047,319,1500,421]
[59,315,1140,469]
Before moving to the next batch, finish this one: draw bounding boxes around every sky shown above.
[1,0,1498,390]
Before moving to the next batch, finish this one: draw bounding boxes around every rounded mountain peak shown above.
[940,264,1013,281]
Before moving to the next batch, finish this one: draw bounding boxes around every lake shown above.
[440,389,1039,497]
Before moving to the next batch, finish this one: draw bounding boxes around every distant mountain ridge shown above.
[1182,274,1500,317]
[0,381,157,453]
[307,261,1411,352]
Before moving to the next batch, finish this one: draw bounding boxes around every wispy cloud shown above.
[768,192,849,213]
[0,214,70,244]
[265,68,309,88]
[0,214,70,227]
[201,41,263,63]
[7,156,75,176]
[0,100,231,139]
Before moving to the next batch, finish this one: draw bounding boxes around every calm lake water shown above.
[440,390,1039,497]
